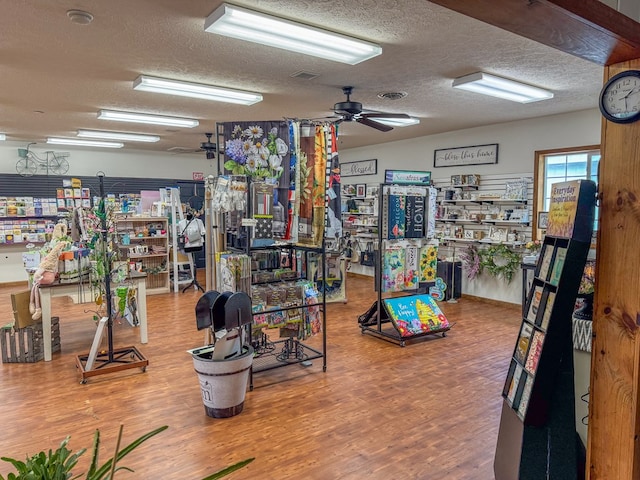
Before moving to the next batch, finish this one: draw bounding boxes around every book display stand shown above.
[359,182,451,346]
[494,180,596,480]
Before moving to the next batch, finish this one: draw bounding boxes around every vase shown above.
[192,345,253,418]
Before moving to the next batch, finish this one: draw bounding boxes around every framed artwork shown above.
[341,159,377,177]
[434,143,499,167]
[538,211,549,229]
[356,184,367,198]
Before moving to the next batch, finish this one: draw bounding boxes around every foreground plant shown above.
[0,425,253,479]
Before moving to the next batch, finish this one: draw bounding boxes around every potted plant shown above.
[0,425,253,479]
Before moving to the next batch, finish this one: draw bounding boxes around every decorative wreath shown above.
[459,244,483,280]
[480,244,520,283]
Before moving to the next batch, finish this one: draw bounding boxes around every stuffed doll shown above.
[29,224,70,321]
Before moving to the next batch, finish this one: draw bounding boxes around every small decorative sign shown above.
[434,143,499,168]
[192,172,205,181]
[385,169,431,185]
[341,159,377,177]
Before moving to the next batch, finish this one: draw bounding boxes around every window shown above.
[534,145,600,236]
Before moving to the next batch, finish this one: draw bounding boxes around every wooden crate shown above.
[1,317,60,363]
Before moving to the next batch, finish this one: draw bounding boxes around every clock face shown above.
[600,70,640,123]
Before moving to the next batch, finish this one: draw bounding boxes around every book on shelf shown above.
[515,322,534,365]
[526,285,544,323]
[537,244,554,281]
[517,374,534,418]
[525,330,545,375]
[549,247,567,286]
[540,291,556,330]
[507,364,524,406]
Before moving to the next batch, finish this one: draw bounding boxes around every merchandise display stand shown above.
[75,173,148,383]
[494,179,596,480]
[359,182,451,346]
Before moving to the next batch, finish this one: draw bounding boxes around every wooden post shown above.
[425,1,640,477]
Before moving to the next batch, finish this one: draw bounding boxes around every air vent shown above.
[377,91,408,100]
[290,70,320,80]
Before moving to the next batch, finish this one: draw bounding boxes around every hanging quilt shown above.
[222,121,291,239]
[325,124,342,240]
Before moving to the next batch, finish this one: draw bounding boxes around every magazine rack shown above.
[494,179,596,480]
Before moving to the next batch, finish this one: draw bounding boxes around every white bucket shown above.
[192,345,253,418]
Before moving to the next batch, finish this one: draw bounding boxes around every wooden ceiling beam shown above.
[428,0,640,65]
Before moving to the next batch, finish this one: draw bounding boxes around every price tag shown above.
[241,218,258,227]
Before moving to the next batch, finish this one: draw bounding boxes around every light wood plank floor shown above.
[0,274,520,479]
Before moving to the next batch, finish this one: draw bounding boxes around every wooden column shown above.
[425,1,640,478]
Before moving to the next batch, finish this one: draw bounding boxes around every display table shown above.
[39,274,148,361]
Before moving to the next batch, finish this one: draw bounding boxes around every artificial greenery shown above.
[479,244,521,283]
[0,425,254,480]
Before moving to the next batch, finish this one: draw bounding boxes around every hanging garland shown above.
[480,244,520,284]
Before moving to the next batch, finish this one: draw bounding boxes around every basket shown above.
[17,148,29,159]
[1,318,61,363]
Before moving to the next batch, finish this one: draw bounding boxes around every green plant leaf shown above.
[88,425,168,480]
[199,458,255,480]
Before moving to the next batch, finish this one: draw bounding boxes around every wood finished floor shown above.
[0,274,520,480]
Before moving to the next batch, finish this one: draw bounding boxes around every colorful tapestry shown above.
[285,120,298,241]
[297,124,317,244]
[383,294,450,337]
[325,124,342,239]
[419,243,438,282]
[382,245,405,292]
[222,121,291,239]
[312,125,327,246]
[404,245,419,289]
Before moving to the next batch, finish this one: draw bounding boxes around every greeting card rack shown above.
[494,179,596,480]
[358,182,451,347]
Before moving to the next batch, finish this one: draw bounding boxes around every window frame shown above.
[533,144,600,240]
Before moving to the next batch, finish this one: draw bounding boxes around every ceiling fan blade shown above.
[357,117,393,132]
[360,112,411,119]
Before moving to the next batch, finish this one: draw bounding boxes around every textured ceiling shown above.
[0,0,604,155]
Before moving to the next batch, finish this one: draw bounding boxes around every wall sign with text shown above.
[341,159,377,177]
[434,143,499,168]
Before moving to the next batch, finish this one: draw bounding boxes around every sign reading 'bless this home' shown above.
[434,144,498,167]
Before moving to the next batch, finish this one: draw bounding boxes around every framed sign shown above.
[341,159,377,177]
[385,169,431,185]
[356,184,367,198]
[538,211,549,229]
[434,143,499,168]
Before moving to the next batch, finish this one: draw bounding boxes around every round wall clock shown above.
[599,70,640,124]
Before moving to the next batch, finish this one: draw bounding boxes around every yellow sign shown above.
[546,180,580,238]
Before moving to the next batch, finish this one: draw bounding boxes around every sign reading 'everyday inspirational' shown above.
[434,143,498,167]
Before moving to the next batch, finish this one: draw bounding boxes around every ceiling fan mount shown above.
[200,132,217,159]
[332,86,410,132]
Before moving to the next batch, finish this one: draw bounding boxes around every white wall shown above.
[340,108,602,304]
[0,141,215,178]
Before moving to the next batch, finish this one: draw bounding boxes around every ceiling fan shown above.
[332,86,411,132]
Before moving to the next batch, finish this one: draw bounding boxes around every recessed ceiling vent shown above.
[290,70,320,80]
[377,91,407,100]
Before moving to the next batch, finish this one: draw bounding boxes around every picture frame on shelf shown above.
[356,184,367,199]
[538,211,549,229]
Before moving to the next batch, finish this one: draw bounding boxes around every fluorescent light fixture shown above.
[204,3,382,65]
[77,129,160,142]
[374,116,421,127]
[0,133,5,141]
[47,137,124,148]
[452,72,554,103]
[98,110,199,128]
[133,75,263,105]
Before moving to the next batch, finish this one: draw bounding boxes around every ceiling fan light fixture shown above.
[97,110,199,128]
[452,72,553,103]
[77,129,160,142]
[204,3,382,65]
[47,137,123,148]
[374,116,420,127]
[133,75,263,105]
